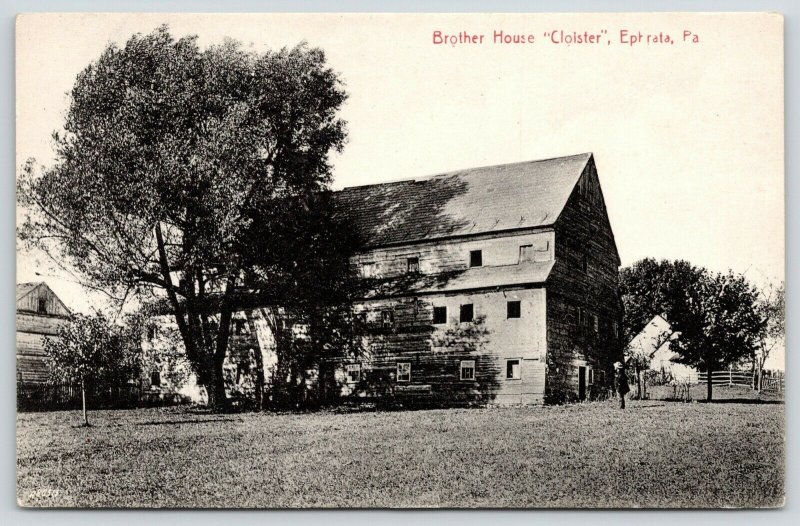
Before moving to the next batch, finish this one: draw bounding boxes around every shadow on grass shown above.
[135,418,237,426]
[695,399,784,405]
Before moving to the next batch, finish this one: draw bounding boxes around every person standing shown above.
[614,361,630,409]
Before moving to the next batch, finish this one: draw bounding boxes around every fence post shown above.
[729,365,733,386]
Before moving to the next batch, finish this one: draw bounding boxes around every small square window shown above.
[460,304,474,323]
[460,360,475,380]
[507,301,521,319]
[346,364,361,384]
[433,306,447,325]
[397,362,411,382]
[407,257,420,273]
[382,310,394,329]
[506,359,521,380]
[469,250,483,267]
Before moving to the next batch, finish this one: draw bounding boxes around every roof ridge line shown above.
[337,152,593,191]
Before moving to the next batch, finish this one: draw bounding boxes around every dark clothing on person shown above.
[615,368,629,409]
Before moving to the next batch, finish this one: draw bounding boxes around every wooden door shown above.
[578,366,586,401]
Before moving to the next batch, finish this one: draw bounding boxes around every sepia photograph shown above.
[14,12,784,508]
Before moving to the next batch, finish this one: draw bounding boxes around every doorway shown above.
[578,366,587,401]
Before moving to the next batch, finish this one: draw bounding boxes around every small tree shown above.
[44,314,135,426]
[753,282,785,390]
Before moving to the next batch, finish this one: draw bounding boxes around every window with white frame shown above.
[506,359,521,380]
[396,362,411,382]
[460,360,475,380]
[346,364,361,384]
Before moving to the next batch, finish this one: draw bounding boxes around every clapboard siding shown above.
[16,283,70,386]
[353,230,554,280]
[333,286,548,405]
[17,312,66,336]
[545,158,622,402]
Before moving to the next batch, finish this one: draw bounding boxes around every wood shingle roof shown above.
[336,153,593,248]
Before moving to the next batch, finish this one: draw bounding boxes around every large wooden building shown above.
[16,282,71,384]
[146,153,623,407]
[325,152,623,405]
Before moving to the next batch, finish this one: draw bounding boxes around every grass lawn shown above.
[17,391,784,508]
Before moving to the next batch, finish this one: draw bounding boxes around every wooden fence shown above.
[697,370,753,387]
[761,376,785,393]
[17,382,190,412]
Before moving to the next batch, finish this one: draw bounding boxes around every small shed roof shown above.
[336,153,593,248]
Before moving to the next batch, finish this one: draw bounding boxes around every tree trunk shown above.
[756,358,763,392]
[706,363,713,401]
[253,345,265,410]
[81,378,89,426]
[246,311,265,410]
[635,365,641,399]
[205,355,228,412]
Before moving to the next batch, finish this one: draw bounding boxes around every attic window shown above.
[469,250,483,267]
[37,296,47,314]
[407,257,420,273]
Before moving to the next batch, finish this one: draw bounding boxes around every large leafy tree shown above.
[620,259,763,400]
[18,26,348,410]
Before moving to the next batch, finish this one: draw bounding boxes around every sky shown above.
[16,13,784,367]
